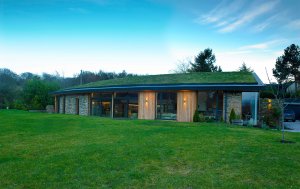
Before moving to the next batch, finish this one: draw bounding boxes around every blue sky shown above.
[1,0,300,82]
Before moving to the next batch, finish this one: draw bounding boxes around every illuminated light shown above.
[145,97,148,104]
[183,98,186,104]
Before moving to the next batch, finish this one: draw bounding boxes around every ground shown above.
[284,121,300,132]
[1,110,300,188]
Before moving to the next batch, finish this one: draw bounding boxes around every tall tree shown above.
[238,62,253,72]
[189,48,221,72]
[273,44,300,87]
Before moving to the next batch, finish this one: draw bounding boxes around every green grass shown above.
[71,72,257,89]
[1,110,300,188]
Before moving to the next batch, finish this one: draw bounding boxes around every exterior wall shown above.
[223,92,242,123]
[65,94,89,116]
[177,91,197,122]
[54,96,58,113]
[59,96,64,114]
[138,91,156,120]
[79,95,89,116]
[65,95,76,114]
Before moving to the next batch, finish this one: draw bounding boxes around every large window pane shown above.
[91,99,111,117]
[156,92,177,120]
[114,92,138,119]
[242,92,258,125]
[197,91,223,120]
[91,93,112,117]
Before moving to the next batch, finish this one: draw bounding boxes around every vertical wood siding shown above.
[138,91,156,120]
[177,91,197,122]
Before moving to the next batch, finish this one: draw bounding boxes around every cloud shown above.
[199,0,245,24]
[287,19,300,30]
[219,0,279,33]
[198,0,280,33]
[252,12,285,33]
[239,39,287,50]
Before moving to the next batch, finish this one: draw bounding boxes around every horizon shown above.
[1,0,300,83]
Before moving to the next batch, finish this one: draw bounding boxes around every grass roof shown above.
[71,72,257,89]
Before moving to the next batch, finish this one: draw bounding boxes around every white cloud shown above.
[239,39,287,51]
[287,19,300,30]
[198,0,280,33]
[199,0,245,25]
[219,0,279,33]
[252,12,285,33]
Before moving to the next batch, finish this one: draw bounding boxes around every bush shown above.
[229,108,236,123]
[193,110,200,122]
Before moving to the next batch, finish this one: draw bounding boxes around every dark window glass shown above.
[114,92,138,118]
[156,92,177,120]
[197,91,223,120]
[91,99,111,117]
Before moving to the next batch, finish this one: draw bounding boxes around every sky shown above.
[1,0,300,82]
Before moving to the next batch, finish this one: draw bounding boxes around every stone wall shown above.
[65,94,89,115]
[79,95,89,116]
[223,92,242,123]
[65,95,76,114]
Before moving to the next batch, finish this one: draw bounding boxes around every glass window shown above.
[242,92,258,125]
[197,91,223,120]
[156,92,177,120]
[113,93,138,119]
[91,93,112,117]
[91,99,111,117]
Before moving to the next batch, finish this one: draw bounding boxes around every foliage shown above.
[1,110,300,188]
[238,62,253,72]
[0,68,136,109]
[229,108,236,123]
[22,79,60,110]
[0,68,21,108]
[193,110,200,122]
[189,48,222,72]
[273,44,300,84]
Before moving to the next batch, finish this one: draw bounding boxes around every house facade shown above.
[52,72,265,123]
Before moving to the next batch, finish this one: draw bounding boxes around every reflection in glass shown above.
[242,92,258,125]
[197,91,223,120]
[114,93,138,119]
[156,92,177,120]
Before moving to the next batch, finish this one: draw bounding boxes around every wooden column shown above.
[138,91,156,120]
[177,91,197,122]
[54,96,58,113]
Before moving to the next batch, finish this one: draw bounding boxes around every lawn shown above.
[0,110,300,188]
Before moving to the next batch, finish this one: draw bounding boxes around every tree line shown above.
[0,69,136,110]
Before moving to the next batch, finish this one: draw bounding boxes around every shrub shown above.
[193,110,200,122]
[229,108,236,123]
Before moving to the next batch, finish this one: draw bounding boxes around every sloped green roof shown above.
[71,72,257,89]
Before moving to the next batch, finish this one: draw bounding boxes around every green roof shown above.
[71,72,257,89]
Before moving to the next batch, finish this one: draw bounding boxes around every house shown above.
[51,72,265,123]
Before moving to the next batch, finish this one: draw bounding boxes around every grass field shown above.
[0,110,300,188]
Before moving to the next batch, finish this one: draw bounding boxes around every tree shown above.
[238,62,253,72]
[189,48,222,72]
[171,59,191,73]
[0,68,21,108]
[273,44,300,92]
[22,79,59,110]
